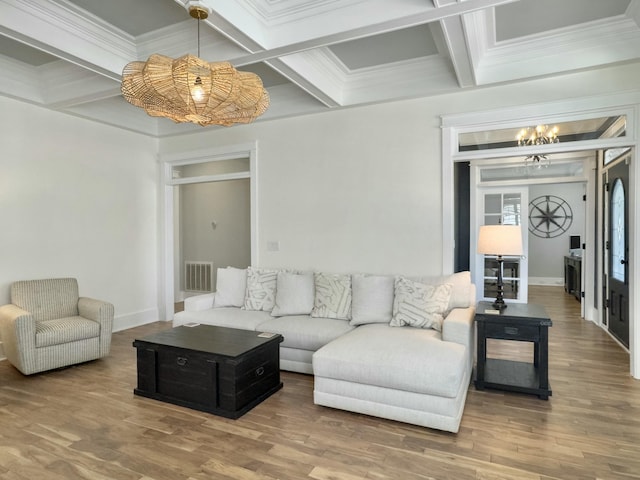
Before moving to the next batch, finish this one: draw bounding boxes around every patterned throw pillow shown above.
[243,267,278,311]
[311,272,352,320]
[390,276,452,331]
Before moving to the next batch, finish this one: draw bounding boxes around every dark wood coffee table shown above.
[133,324,283,418]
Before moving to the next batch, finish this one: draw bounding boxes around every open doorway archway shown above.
[441,99,639,378]
[159,142,258,323]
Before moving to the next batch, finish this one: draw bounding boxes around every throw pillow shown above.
[213,267,247,308]
[391,276,452,331]
[311,272,352,320]
[350,274,394,325]
[243,267,278,311]
[271,271,315,316]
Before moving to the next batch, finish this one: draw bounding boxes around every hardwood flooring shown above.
[0,286,638,479]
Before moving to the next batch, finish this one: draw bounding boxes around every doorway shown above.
[160,142,258,322]
[177,178,251,298]
[441,105,638,378]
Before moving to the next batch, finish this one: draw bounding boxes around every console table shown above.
[475,302,552,400]
[564,255,581,301]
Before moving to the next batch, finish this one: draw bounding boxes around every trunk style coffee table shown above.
[133,324,283,418]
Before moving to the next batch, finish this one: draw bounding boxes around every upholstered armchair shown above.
[0,278,114,375]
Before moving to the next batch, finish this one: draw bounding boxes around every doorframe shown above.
[159,141,258,322]
[441,94,640,379]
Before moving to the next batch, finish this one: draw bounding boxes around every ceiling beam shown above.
[226,0,518,66]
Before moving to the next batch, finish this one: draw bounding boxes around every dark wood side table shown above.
[475,301,552,400]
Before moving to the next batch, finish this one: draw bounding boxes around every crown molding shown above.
[39,62,120,108]
[476,16,640,84]
[345,55,459,105]
[0,0,136,78]
[0,55,42,102]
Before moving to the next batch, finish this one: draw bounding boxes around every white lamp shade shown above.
[477,225,523,256]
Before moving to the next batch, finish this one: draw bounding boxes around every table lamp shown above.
[477,225,523,310]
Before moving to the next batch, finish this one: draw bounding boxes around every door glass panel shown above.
[484,194,501,224]
[611,179,625,282]
[480,191,525,302]
[172,158,249,179]
[503,194,521,225]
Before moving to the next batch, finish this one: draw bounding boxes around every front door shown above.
[606,159,630,347]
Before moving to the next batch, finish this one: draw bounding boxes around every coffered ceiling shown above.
[0,0,638,137]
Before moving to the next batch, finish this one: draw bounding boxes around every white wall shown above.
[0,96,160,332]
[159,62,640,278]
[162,105,444,276]
[528,182,586,284]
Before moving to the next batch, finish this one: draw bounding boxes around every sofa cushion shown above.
[312,323,466,398]
[243,267,278,311]
[350,274,394,326]
[271,271,315,316]
[391,277,452,331]
[311,272,352,320]
[258,315,354,351]
[418,271,472,311]
[213,267,247,308]
[173,307,272,330]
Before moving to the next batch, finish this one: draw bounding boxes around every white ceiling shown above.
[0,0,638,137]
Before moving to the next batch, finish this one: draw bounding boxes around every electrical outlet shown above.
[267,241,280,252]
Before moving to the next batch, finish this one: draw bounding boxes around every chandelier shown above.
[516,125,559,146]
[516,124,559,169]
[121,5,269,127]
[523,154,550,169]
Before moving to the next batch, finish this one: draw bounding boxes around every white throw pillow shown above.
[213,267,247,308]
[350,274,394,325]
[243,267,278,311]
[271,271,315,316]
[311,272,352,320]
[391,276,452,331]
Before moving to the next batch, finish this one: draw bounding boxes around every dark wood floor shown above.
[0,286,638,479]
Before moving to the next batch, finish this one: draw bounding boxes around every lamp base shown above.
[492,299,507,310]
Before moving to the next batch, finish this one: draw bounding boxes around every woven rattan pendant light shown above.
[121,5,269,127]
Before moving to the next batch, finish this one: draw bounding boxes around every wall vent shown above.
[185,261,213,292]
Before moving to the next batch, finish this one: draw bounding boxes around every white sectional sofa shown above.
[173,267,476,432]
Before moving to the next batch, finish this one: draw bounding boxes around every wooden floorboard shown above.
[0,286,638,479]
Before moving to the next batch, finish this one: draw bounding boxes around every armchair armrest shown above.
[78,297,114,357]
[0,304,37,371]
[78,297,114,326]
[184,293,216,312]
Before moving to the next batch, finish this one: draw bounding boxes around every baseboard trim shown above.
[114,308,165,332]
[529,277,564,286]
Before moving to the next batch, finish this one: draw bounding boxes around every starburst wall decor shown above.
[528,195,573,239]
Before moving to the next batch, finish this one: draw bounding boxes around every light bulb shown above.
[192,76,204,102]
